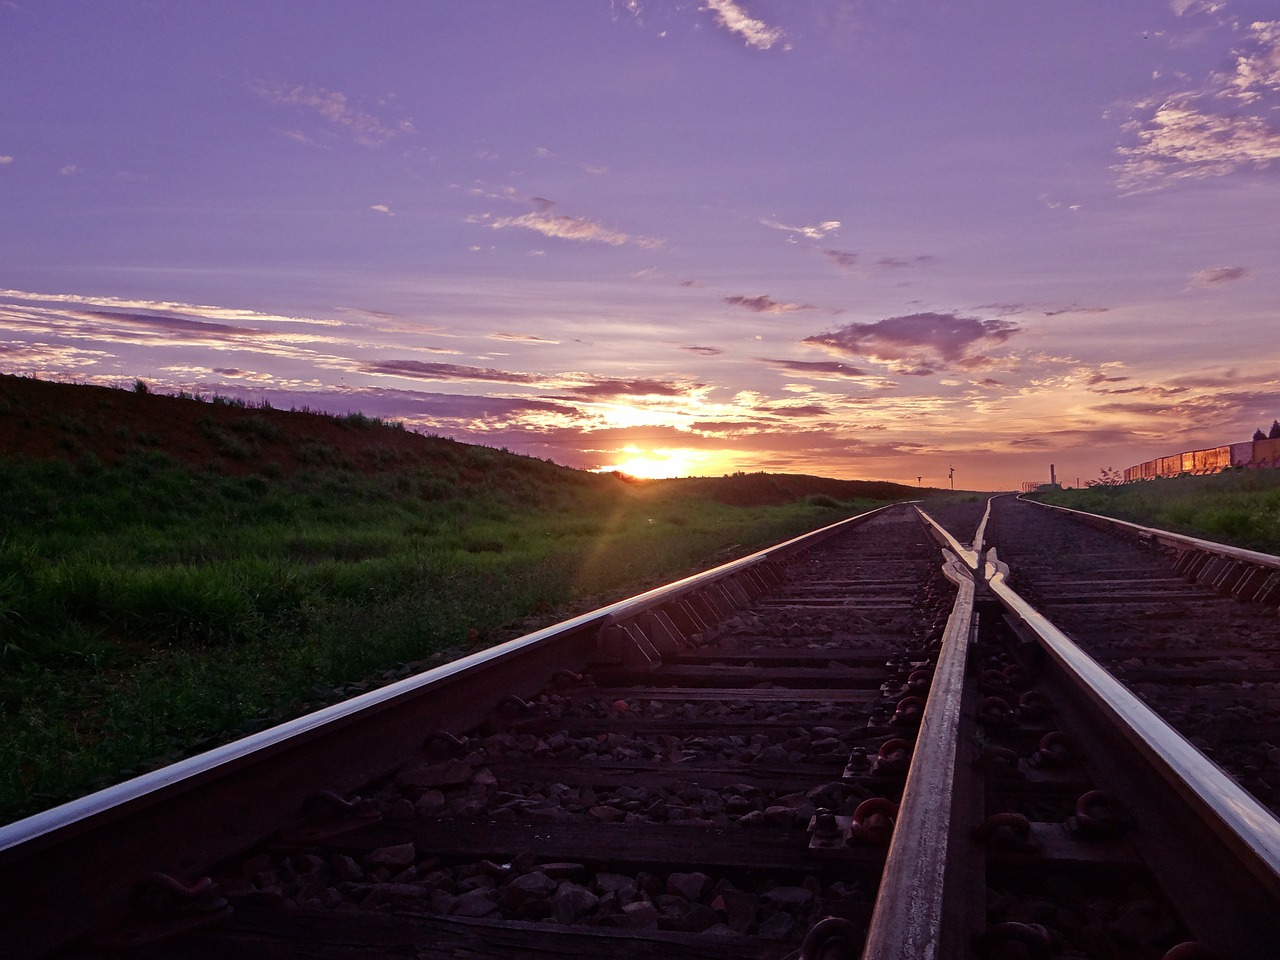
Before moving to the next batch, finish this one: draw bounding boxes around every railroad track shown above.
[983,495,1280,821]
[3,499,1280,958]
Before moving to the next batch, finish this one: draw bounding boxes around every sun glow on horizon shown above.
[591,445,726,479]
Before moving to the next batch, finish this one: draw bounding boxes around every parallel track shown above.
[3,499,1280,958]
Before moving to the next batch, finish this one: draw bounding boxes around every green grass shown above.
[1032,469,1280,553]
[0,450,887,824]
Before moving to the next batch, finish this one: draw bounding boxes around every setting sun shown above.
[593,445,718,480]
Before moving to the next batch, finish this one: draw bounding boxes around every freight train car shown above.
[1124,437,1280,482]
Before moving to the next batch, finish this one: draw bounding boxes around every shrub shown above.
[806,493,842,509]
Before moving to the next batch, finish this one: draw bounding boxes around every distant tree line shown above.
[1251,420,1280,442]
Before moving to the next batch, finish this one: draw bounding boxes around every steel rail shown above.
[1018,494,1280,570]
[0,502,903,960]
[860,534,976,960]
[970,497,993,559]
[983,551,1280,897]
[916,507,979,571]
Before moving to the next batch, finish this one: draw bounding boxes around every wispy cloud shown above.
[80,310,260,339]
[473,197,660,248]
[489,211,630,245]
[1170,1,1228,18]
[363,360,543,385]
[0,340,113,371]
[705,0,785,51]
[0,288,347,327]
[762,218,840,240]
[487,332,560,344]
[1115,20,1280,191]
[821,250,858,268]
[724,294,814,314]
[1043,303,1110,317]
[563,377,695,399]
[361,359,699,398]
[819,249,935,273]
[875,255,934,269]
[754,402,832,418]
[1218,21,1280,104]
[762,358,869,379]
[370,204,393,216]
[0,155,12,165]
[610,0,644,23]
[1188,265,1251,288]
[683,345,724,356]
[803,312,1019,376]
[251,79,412,147]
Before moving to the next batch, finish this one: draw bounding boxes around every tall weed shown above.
[1036,471,1280,551]
[0,451,878,823]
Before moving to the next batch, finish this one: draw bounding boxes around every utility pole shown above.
[948,465,955,490]
[916,476,922,486]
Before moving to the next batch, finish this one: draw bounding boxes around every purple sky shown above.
[3,1,1279,488]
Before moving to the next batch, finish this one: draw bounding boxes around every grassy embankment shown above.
[0,439,908,824]
[1031,469,1280,553]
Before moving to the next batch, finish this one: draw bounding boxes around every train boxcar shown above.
[1124,437,1280,482]
[1254,438,1280,468]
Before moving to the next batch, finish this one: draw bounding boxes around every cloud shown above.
[683,345,724,356]
[762,218,840,240]
[875,255,934,269]
[821,250,858,268]
[251,79,410,147]
[1220,21,1280,105]
[361,358,698,399]
[363,360,544,385]
[486,211,627,245]
[1171,1,1228,17]
[208,384,587,433]
[0,155,12,164]
[724,294,814,314]
[1189,265,1250,287]
[610,0,644,23]
[802,312,1019,374]
[3,297,354,359]
[1043,304,1110,317]
[473,196,663,248]
[1086,372,1132,386]
[704,0,785,50]
[80,310,260,339]
[370,204,393,216]
[754,403,832,418]
[0,340,113,371]
[59,164,78,175]
[762,358,868,379]
[1116,102,1280,190]
[0,302,355,360]
[563,378,695,399]
[0,288,347,328]
[488,332,559,344]
[1115,21,1280,190]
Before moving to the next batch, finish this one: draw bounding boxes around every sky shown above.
[2,0,1279,490]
